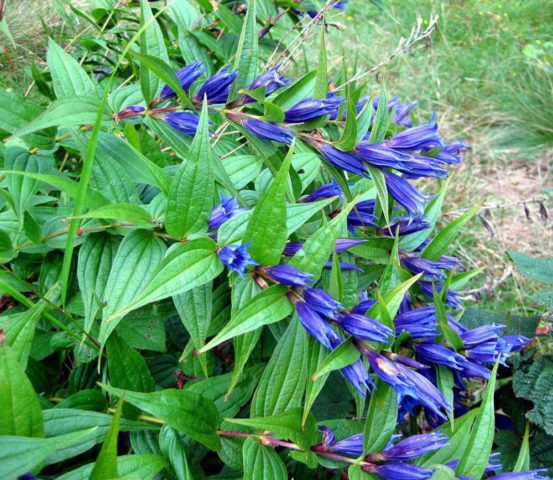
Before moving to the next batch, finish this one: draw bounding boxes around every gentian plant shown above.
[0,0,546,479]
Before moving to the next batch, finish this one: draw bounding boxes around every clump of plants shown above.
[0,0,547,478]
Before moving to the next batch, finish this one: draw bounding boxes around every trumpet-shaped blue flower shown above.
[335,313,393,344]
[300,179,343,202]
[341,357,374,396]
[242,118,294,145]
[414,342,466,370]
[209,195,244,229]
[400,252,462,279]
[159,60,205,100]
[419,281,462,309]
[348,199,379,228]
[371,462,435,480]
[383,171,429,217]
[196,65,237,104]
[384,120,443,152]
[381,217,431,237]
[394,307,439,339]
[295,301,341,350]
[303,288,342,317]
[249,66,290,95]
[262,264,314,287]
[373,433,448,461]
[284,97,344,123]
[218,243,257,277]
[320,144,368,177]
[163,111,201,135]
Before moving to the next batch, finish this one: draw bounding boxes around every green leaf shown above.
[140,0,169,104]
[10,96,111,139]
[313,30,328,99]
[78,203,153,228]
[227,408,317,451]
[251,316,308,417]
[244,145,292,264]
[274,71,316,111]
[159,426,194,480]
[286,196,337,235]
[313,338,360,380]
[57,454,167,480]
[89,396,123,480]
[113,237,223,321]
[365,164,390,225]
[77,234,119,334]
[513,422,530,472]
[363,380,397,454]
[508,251,553,284]
[368,85,388,144]
[421,202,483,261]
[0,343,44,437]
[366,274,422,322]
[4,147,46,224]
[100,384,221,450]
[303,339,329,425]
[100,230,167,344]
[242,436,288,480]
[437,365,455,427]
[349,465,378,480]
[47,39,96,98]
[165,100,214,239]
[198,285,293,353]
[335,93,358,151]
[0,428,97,478]
[456,360,499,478]
[231,0,258,96]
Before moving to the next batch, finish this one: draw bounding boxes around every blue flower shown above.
[350,298,378,315]
[300,179,343,202]
[348,199,379,228]
[431,139,468,164]
[419,281,462,309]
[371,462,435,480]
[491,470,550,480]
[400,252,461,279]
[384,120,443,152]
[196,65,237,104]
[316,425,364,457]
[262,264,314,287]
[209,195,244,229]
[335,313,393,344]
[381,217,431,237]
[242,118,294,145]
[341,357,374,396]
[295,301,341,350]
[163,111,201,135]
[394,307,439,339]
[218,243,257,277]
[383,171,429,217]
[319,144,368,177]
[371,433,448,461]
[159,60,205,100]
[414,342,466,370]
[303,288,342,317]
[249,66,290,95]
[392,99,418,127]
[284,97,344,123]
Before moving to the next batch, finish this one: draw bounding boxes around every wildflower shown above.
[394,307,439,339]
[284,97,344,123]
[196,66,237,104]
[218,243,257,277]
[319,144,368,177]
[295,301,341,349]
[380,217,431,237]
[491,470,550,480]
[115,104,145,120]
[300,179,343,202]
[392,100,418,127]
[209,195,244,229]
[323,261,362,271]
[159,60,205,100]
[316,425,364,457]
[260,264,314,287]
[335,313,393,344]
[242,118,294,145]
[414,342,465,370]
[348,199,379,228]
[163,111,201,135]
[383,172,429,217]
[282,238,366,256]
[384,120,443,152]
[368,433,448,461]
[249,66,290,95]
[341,357,374,396]
[419,281,462,309]
[370,462,435,480]
[303,288,342,317]
[350,298,377,315]
[400,252,462,279]
[431,140,468,164]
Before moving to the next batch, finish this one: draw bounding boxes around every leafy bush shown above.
[0,0,546,479]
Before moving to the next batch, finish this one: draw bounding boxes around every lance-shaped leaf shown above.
[251,315,308,417]
[47,38,97,98]
[243,145,293,265]
[100,230,167,345]
[198,285,293,353]
[108,238,223,322]
[363,380,398,455]
[140,0,169,104]
[100,383,220,451]
[0,343,44,437]
[312,338,360,380]
[365,273,422,322]
[159,426,194,480]
[242,436,288,480]
[165,100,213,239]
[230,0,258,97]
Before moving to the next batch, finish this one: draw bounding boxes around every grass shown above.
[1,0,551,315]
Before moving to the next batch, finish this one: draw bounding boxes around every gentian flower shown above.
[341,357,374,396]
[370,462,435,480]
[159,60,205,100]
[348,199,379,228]
[242,118,294,145]
[316,425,364,457]
[335,313,393,344]
[218,243,257,277]
[430,139,468,164]
[295,301,341,349]
[284,97,344,123]
[491,471,550,479]
[400,252,461,279]
[350,298,378,315]
[209,195,244,229]
[419,281,462,309]
[319,144,368,177]
[196,65,237,104]
[384,120,443,152]
[380,217,431,237]
[300,179,343,202]
[392,100,418,127]
[302,288,342,317]
[369,433,448,461]
[163,111,201,135]
[249,66,290,95]
[283,238,366,256]
[394,307,439,339]
[414,342,465,370]
[261,264,314,287]
[383,171,429,217]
